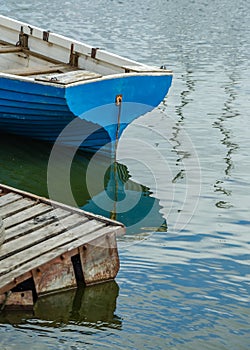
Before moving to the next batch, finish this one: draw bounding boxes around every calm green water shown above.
[0,0,250,349]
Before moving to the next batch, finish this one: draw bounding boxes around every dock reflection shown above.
[35,281,121,328]
[0,281,122,329]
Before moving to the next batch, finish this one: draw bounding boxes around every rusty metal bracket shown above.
[115,94,123,106]
[43,30,50,42]
[28,26,33,35]
[91,47,99,59]
[69,44,79,67]
[16,26,29,49]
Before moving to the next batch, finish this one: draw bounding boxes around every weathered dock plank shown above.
[1,198,35,219]
[0,217,104,274]
[3,202,52,230]
[0,192,22,207]
[0,184,125,308]
[0,213,90,261]
[5,207,70,241]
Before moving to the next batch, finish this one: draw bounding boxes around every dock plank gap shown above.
[0,184,125,310]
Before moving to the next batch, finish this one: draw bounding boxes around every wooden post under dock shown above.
[0,184,125,310]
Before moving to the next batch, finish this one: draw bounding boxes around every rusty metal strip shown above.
[32,253,77,295]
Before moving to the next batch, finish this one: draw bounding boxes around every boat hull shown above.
[0,73,172,153]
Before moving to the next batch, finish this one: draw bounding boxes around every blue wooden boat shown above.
[0,15,172,154]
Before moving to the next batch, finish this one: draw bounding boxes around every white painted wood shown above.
[0,14,170,78]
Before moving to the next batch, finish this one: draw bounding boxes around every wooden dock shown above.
[0,184,125,310]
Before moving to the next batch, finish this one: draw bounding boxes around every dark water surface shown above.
[0,0,250,349]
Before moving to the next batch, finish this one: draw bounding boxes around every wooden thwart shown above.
[2,64,73,76]
[0,45,22,54]
[35,70,102,84]
[0,184,125,310]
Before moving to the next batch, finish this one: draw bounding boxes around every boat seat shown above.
[2,64,73,76]
[0,45,22,54]
[35,70,102,84]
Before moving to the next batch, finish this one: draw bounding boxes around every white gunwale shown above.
[0,15,172,88]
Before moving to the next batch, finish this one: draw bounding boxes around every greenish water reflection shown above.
[0,132,166,234]
[0,281,121,329]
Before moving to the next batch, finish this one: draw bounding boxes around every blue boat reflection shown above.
[0,133,167,235]
[82,161,167,235]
